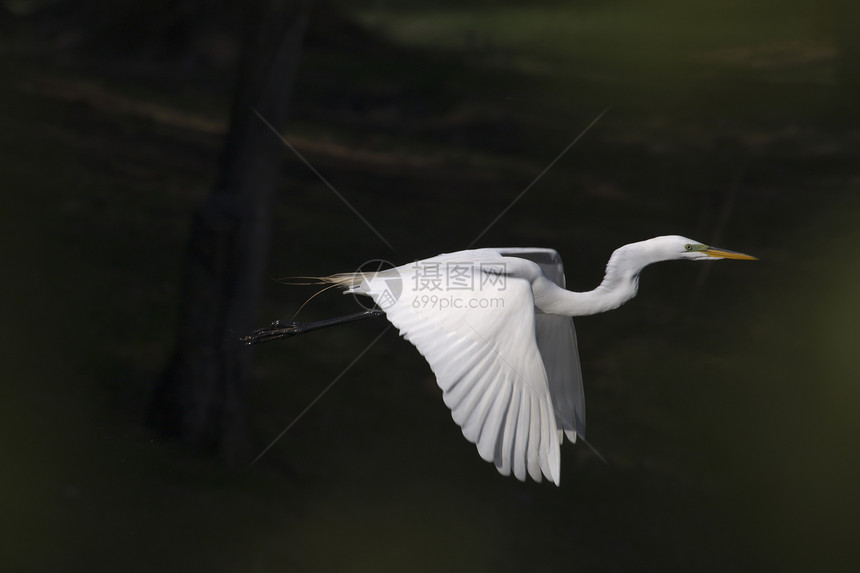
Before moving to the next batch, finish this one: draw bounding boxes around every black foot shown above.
[241,320,304,345]
[241,310,386,346]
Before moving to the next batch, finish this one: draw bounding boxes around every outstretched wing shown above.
[357,259,561,484]
[496,248,586,442]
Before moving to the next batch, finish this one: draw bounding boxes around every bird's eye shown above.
[684,244,693,251]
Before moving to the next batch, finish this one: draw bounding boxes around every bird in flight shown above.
[245,235,756,485]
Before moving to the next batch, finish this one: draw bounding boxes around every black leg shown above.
[241,310,386,345]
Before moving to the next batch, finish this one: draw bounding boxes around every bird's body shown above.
[286,236,755,485]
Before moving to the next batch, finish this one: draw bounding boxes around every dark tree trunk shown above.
[149,0,313,464]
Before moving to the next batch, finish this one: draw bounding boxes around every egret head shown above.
[665,235,758,261]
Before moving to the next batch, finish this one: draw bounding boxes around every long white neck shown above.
[534,240,668,317]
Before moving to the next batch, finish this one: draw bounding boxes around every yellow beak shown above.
[702,247,758,260]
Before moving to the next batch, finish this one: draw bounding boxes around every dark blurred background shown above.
[3,0,859,571]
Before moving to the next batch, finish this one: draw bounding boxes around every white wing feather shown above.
[496,248,586,442]
[357,258,561,484]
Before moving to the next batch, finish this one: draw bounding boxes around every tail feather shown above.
[317,269,399,293]
[279,272,368,320]
[318,272,364,291]
[320,273,364,288]
[276,273,363,289]
[280,268,397,297]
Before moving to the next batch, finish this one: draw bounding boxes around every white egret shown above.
[246,235,756,484]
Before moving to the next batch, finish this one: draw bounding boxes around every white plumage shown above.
[327,236,755,485]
